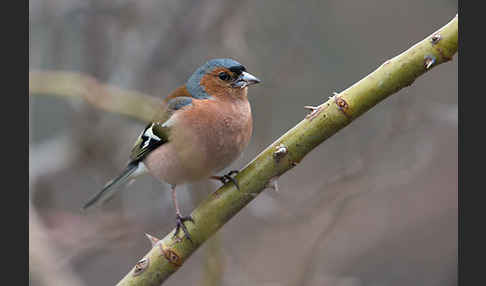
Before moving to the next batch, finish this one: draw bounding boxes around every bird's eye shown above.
[218,72,231,81]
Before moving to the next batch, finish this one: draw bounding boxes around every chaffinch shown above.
[82,58,261,240]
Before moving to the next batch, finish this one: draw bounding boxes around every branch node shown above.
[334,95,351,119]
[273,144,288,163]
[430,33,441,45]
[159,243,183,267]
[132,257,149,276]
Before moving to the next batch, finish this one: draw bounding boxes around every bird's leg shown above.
[210,170,240,190]
[171,185,194,242]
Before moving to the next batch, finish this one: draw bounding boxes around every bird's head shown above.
[186,58,261,100]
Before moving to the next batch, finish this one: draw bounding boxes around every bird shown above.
[82,58,261,241]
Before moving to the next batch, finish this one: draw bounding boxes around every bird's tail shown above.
[82,162,145,211]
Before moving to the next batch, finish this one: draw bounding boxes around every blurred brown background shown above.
[29,0,458,285]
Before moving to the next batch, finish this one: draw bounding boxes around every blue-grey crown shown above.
[186,58,244,99]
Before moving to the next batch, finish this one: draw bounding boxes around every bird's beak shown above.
[232,71,261,89]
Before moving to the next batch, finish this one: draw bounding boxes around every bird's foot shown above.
[173,214,195,242]
[211,170,240,190]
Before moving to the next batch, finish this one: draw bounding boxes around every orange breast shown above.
[171,97,253,178]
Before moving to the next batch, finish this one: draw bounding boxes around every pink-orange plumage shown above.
[83,58,261,241]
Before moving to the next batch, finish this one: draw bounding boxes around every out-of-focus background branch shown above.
[29,71,164,122]
[29,1,457,285]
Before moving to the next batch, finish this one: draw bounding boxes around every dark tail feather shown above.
[82,163,139,211]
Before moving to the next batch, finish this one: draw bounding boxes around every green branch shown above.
[29,14,458,286]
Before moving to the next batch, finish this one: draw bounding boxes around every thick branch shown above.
[117,15,457,286]
[29,14,458,286]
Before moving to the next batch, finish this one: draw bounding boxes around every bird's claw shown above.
[174,215,195,242]
[215,170,240,190]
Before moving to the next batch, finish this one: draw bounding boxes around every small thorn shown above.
[145,233,160,247]
[304,105,322,119]
[304,105,319,111]
[424,55,436,69]
[265,176,280,192]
